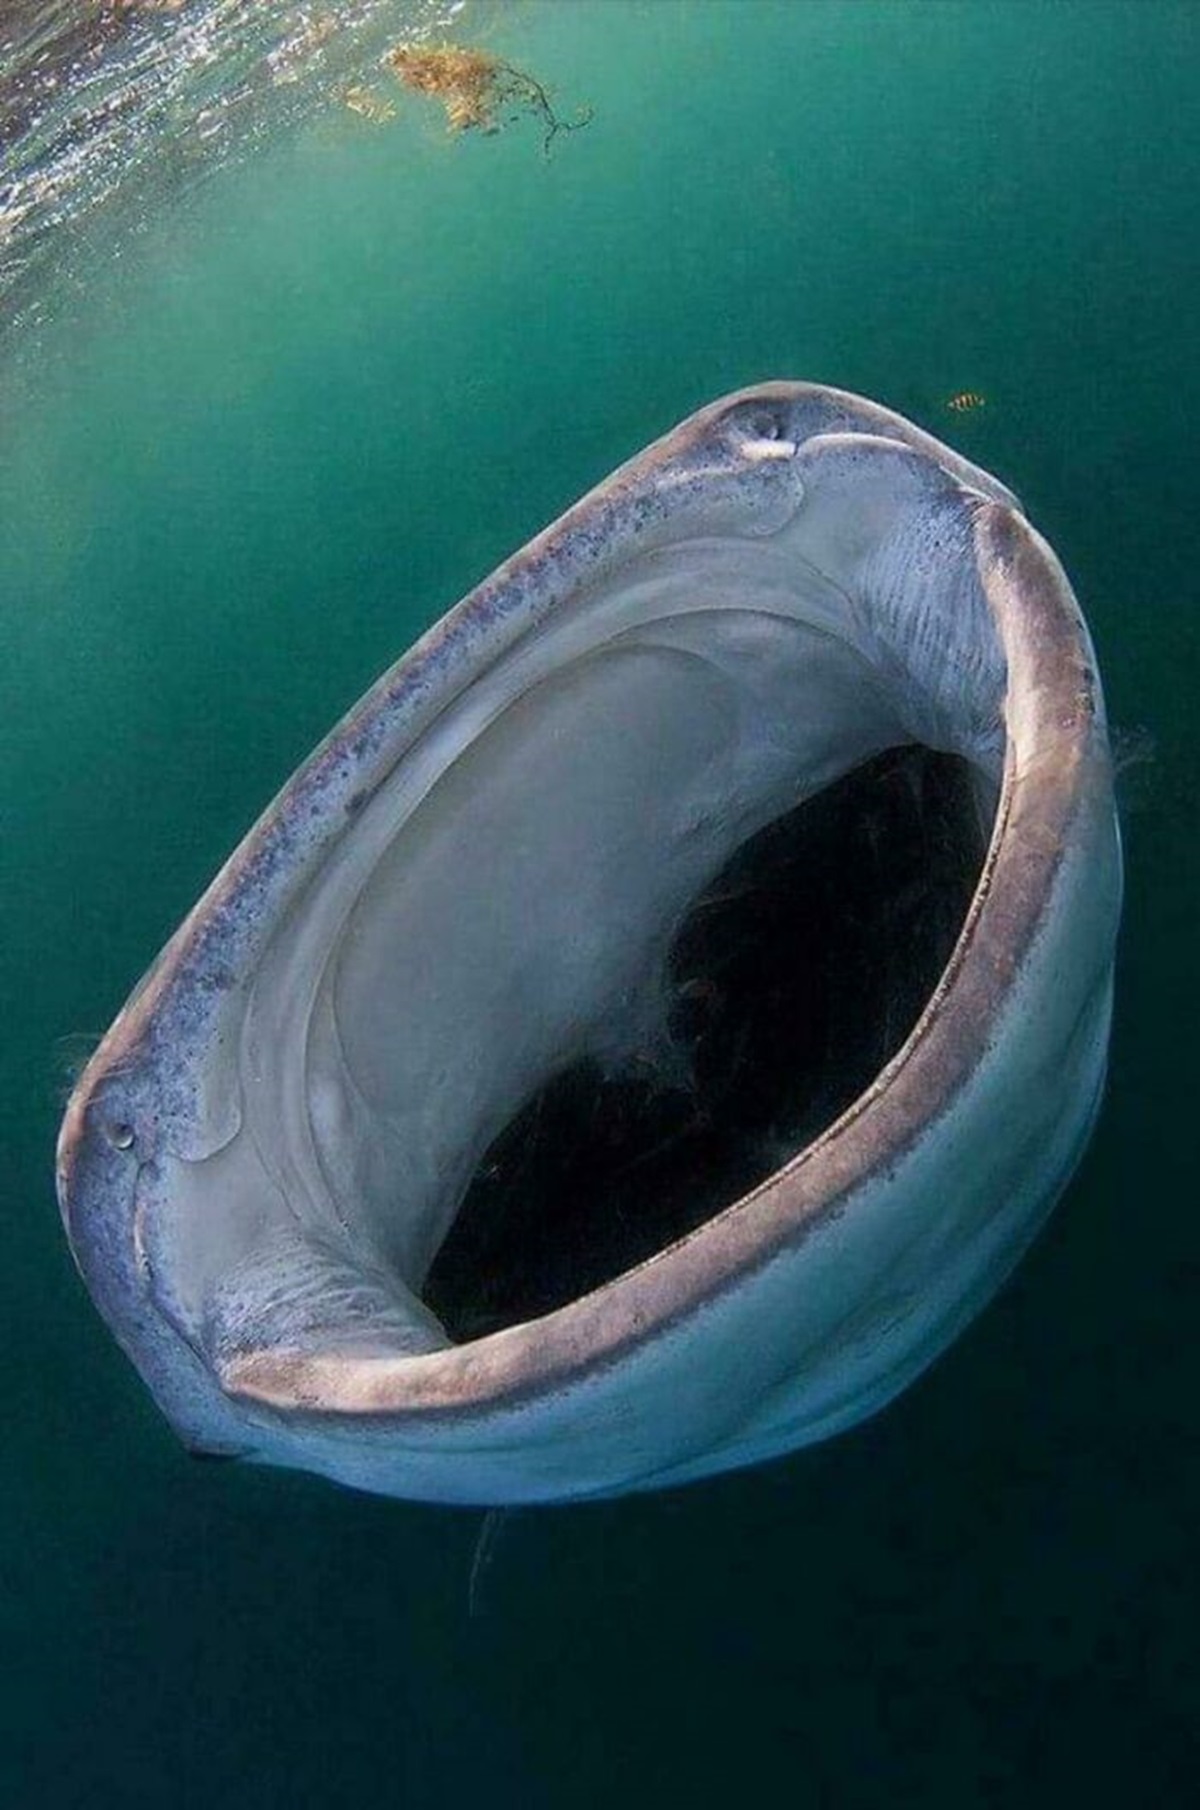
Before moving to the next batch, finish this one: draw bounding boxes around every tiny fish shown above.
[946,390,987,414]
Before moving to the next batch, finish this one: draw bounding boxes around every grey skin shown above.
[58,383,1121,1505]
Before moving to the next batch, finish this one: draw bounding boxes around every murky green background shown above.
[2,2,1196,1802]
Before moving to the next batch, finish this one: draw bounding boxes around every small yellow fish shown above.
[946,390,987,414]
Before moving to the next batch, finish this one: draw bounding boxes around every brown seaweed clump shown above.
[386,42,591,156]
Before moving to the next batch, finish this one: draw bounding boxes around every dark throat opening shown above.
[424,744,990,1341]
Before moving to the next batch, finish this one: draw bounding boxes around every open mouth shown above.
[221,521,1002,1374]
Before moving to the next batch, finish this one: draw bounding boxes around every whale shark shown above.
[57,383,1122,1504]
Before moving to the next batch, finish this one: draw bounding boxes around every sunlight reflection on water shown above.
[0,0,470,335]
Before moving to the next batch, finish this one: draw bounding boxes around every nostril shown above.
[746,408,781,440]
[731,405,797,463]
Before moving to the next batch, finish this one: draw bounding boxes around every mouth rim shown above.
[56,383,1104,1432]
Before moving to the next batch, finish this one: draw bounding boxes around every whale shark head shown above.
[58,383,1121,1504]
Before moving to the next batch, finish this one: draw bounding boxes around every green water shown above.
[2,1,1197,1802]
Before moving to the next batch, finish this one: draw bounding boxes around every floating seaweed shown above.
[385,42,592,157]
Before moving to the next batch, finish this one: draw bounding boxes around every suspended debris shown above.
[385,41,592,156]
[339,84,397,125]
